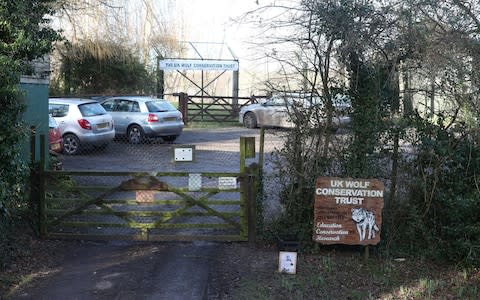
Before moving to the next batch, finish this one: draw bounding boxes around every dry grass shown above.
[209,243,480,300]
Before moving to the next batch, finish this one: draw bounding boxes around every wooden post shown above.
[239,136,247,240]
[240,136,246,173]
[259,127,265,173]
[240,136,257,243]
[247,174,256,244]
[232,68,239,113]
[38,134,47,238]
[178,92,189,125]
[240,136,256,172]
[239,174,248,240]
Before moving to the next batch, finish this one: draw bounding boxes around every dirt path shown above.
[8,241,219,299]
[5,239,276,300]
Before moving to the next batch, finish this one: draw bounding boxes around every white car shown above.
[239,94,351,130]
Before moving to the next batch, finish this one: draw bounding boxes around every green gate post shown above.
[38,134,47,238]
[259,127,265,172]
[240,136,257,243]
[246,171,257,244]
[240,136,255,172]
[256,128,265,234]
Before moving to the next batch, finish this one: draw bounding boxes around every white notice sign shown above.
[218,177,237,190]
[159,59,239,71]
[174,148,193,162]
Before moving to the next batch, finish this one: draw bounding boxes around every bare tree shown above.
[51,0,183,94]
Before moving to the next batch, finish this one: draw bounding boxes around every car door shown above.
[48,103,70,133]
[126,100,142,127]
[101,99,128,135]
[260,98,289,127]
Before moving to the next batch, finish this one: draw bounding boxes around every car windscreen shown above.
[146,101,176,112]
[78,102,108,117]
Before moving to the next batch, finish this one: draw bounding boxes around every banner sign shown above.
[313,177,384,245]
[159,59,239,71]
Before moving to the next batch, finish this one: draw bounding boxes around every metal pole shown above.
[201,70,204,121]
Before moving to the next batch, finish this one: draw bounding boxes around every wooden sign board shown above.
[313,177,384,245]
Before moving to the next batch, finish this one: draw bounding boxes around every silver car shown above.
[239,95,351,130]
[100,96,184,144]
[239,97,294,129]
[48,98,115,155]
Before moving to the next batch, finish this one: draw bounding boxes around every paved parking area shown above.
[59,127,285,173]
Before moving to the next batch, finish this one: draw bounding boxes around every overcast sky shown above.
[175,0,260,60]
[173,0,274,94]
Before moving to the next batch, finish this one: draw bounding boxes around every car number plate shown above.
[164,117,177,122]
[97,122,108,129]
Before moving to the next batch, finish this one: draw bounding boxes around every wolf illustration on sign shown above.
[351,207,379,241]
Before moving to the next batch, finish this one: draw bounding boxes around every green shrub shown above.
[0,0,60,267]
[51,39,155,95]
[386,117,480,266]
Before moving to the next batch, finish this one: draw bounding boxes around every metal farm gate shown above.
[32,135,259,242]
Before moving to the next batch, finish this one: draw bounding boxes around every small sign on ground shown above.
[278,251,297,274]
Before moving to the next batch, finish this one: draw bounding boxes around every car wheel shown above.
[127,125,144,144]
[162,135,178,142]
[63,133,81,155]
[243,112,257,129]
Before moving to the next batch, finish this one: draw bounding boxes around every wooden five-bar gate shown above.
[176,93,266,125]
[32,135,258,242]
